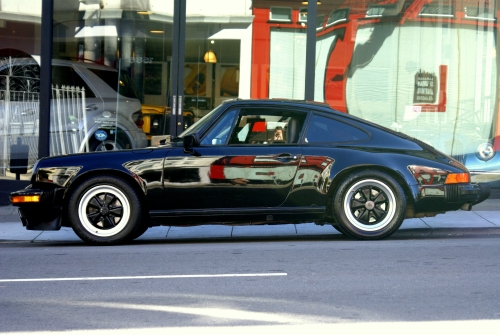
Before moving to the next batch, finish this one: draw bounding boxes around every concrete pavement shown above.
[1,198,499,243]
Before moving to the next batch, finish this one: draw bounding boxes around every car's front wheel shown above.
[68,176,143,245]
[333,171,406,240]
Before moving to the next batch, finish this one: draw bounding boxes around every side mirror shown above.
[183,134,200,155]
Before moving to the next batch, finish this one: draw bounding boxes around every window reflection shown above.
[311,0,500,182]
[1,0,500,184]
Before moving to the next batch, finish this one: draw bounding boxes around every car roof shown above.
[221,98,331,109]
[219,98,356,120]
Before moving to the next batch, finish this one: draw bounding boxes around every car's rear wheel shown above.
[333,171,406,240]
[68,176,142,245]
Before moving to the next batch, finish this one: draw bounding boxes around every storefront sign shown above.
[129,57,154,64]
[414,70,437,103]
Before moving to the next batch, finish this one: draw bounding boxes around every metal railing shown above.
[50,85,88,157]
[0,79,87,176]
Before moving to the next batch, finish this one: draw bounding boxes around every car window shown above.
[305,115,368,143]
[228,108,306,145]
[52,66,96,98]
[72,71,97,98]
[178,104,224,139]
[200,109,238,145]
[87,68,138,99]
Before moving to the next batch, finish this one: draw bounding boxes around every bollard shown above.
[10,137,29,180]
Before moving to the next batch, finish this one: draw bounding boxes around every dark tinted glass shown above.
[305,115,368,143]
[88,68,138,99]
[52,66,96,98]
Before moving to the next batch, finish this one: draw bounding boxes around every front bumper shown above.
[9,188,64,230]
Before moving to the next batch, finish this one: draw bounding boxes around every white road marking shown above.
[0,272,287,283]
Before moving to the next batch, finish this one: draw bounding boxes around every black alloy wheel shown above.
[68,176,143,245]
[333,170,406,239]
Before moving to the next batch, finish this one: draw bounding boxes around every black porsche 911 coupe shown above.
[10,99,490,245]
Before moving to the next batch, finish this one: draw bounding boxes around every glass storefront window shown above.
[313,0,500,183]
[0,0,41,179]
[184,0,252,121]
[50,0,171,152]
[251,1,309,100]
[1,0,499,185]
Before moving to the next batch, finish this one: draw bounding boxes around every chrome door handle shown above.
[275,153,298,162]
[85,104,99,111]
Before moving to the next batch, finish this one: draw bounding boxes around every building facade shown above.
[0,0,499,185]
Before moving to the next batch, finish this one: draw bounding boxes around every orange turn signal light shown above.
[11,195,41,203]
[445,173,470,184]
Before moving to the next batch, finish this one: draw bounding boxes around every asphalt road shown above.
[1,231,500,333]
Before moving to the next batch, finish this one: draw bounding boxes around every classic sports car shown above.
[10,99,490,245]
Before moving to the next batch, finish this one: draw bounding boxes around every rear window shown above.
[88,68,139,99]
[305,114,368,143]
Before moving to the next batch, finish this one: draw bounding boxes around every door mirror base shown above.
[183,134,200,155]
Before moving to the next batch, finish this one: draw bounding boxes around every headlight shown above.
[477,142,495,161]
[36,166,82,187]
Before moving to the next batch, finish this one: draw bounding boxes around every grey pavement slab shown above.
[0,206,19,223]
[166,225,232,239]
[0,222,41,242]
[0,206,17,216]
[473,211,500,226]
[296,222,340,235]
[421,211,497,228]
[472,199,499,211]
[231,224,297,237]
[400,218,429,229]
[137,226,170,240]
[33,228,82,242]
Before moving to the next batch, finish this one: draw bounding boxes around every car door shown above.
[163,107,307,210]
[284,113,371,207]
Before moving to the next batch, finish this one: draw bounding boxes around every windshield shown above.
[88,68,139,99]
[176,104,224,139]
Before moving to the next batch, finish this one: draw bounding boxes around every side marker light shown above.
[11,195,41,203]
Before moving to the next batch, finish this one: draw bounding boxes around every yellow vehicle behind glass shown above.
[141,105,195,146]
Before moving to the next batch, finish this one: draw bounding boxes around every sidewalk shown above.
[1,199,498,243]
